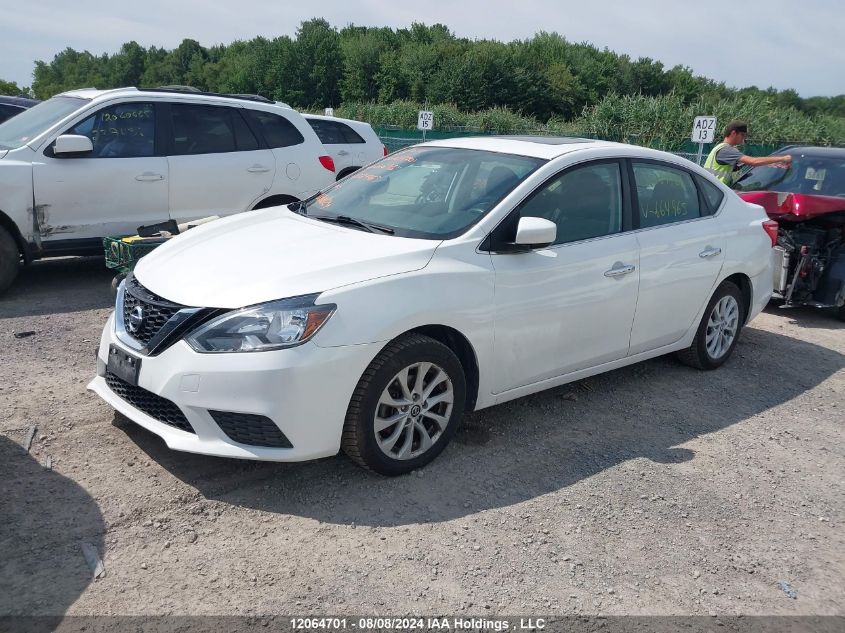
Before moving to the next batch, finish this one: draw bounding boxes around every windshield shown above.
[0,96,89,150]
[300,146,544,239]
[734,153,845,197]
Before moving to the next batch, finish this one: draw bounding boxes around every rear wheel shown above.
[836,305,845,323]
[336,167,360,180]
[252,195,298,210]
[677,281,744,370]
[0,226,20,294]
[341,333,466,475]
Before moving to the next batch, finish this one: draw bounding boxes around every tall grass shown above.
[573,93,845,149]
[331,101,545,133]
[314,95,844,148]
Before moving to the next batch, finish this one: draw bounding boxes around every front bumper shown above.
[88,313,381,461]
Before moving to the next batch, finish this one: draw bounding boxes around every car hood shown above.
[738,191,845,221]
[134,208,439,309]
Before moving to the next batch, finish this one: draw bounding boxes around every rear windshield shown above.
[0,96,88,150]
[734,154,845,197]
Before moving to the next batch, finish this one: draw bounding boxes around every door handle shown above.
[604,264,636,278]
[135,172,164,181]
[247,165,271,173]
[337,150,350,156]
[699,247,722,258]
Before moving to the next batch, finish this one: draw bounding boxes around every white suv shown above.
[303,114,386,179]
[0,88,338,292]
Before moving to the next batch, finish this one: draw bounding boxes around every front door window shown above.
[519,161,623,244]
[68,102,155,158]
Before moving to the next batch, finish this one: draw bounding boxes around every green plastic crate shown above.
[103,236,168,274]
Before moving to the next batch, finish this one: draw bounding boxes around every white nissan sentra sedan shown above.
[89,137,775,475]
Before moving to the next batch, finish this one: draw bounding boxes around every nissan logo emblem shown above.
[128,306,145,334]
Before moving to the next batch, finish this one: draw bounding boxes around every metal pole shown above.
[696,142,704,166]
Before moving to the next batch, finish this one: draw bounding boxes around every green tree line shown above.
[1,18,842,144]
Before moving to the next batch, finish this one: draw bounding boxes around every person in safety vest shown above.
[704,120,792,186]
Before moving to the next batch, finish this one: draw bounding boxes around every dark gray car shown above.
[0,95,39,124]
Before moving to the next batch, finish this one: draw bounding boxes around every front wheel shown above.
[341,333,466,475]
[677,281,745,370]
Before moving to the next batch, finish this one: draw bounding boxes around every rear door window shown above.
[632,162,701,228]
[337,122,365,144]
[694,174,725,215]
[246,110,305,148]
[169,104,250,155]
[307,119,346,144]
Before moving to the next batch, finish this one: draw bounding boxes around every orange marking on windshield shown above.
[315,194,333,209]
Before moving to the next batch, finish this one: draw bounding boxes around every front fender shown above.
[0,149,37,247]
[313,241,496,402]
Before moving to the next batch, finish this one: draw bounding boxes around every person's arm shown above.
[738,154,792,167]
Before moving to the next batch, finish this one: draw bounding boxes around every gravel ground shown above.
[0,257,843,618]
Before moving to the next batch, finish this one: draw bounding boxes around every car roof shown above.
[57,87,277,107]
[776,145,845,158]
[420,135,615,160]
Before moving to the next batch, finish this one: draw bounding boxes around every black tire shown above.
[836,305,845,323]
[336,167,360,181]
[0,226,20,294]
[341,333,467,475]
[677,281,745,370]
[110,272,127,294]
[252,195,298,210]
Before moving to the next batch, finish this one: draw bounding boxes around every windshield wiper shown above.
[286,192,322,216]
[310,214,395,235]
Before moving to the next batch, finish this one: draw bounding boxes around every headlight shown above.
[185,294,335,353]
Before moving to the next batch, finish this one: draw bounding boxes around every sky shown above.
[0,0,843,97]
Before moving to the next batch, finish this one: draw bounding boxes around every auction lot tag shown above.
[691,116,717,143]
[417,110,434,131]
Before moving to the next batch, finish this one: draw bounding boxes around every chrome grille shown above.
[122,275,185,346]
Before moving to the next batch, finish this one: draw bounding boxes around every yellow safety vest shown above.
[704,142,736,185]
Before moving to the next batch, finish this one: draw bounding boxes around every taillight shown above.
[762,220,779,247]
[383,145,388,156]
[319,155,335,172]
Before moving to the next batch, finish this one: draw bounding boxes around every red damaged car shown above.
[735,146,845,321]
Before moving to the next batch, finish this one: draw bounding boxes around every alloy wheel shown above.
[705,295,739,360]
[374,362,454,460]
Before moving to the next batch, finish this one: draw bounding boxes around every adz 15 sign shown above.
[417,110,434,131]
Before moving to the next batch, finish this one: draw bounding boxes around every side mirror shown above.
[513,216,556,249]
[53,134,93,156]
